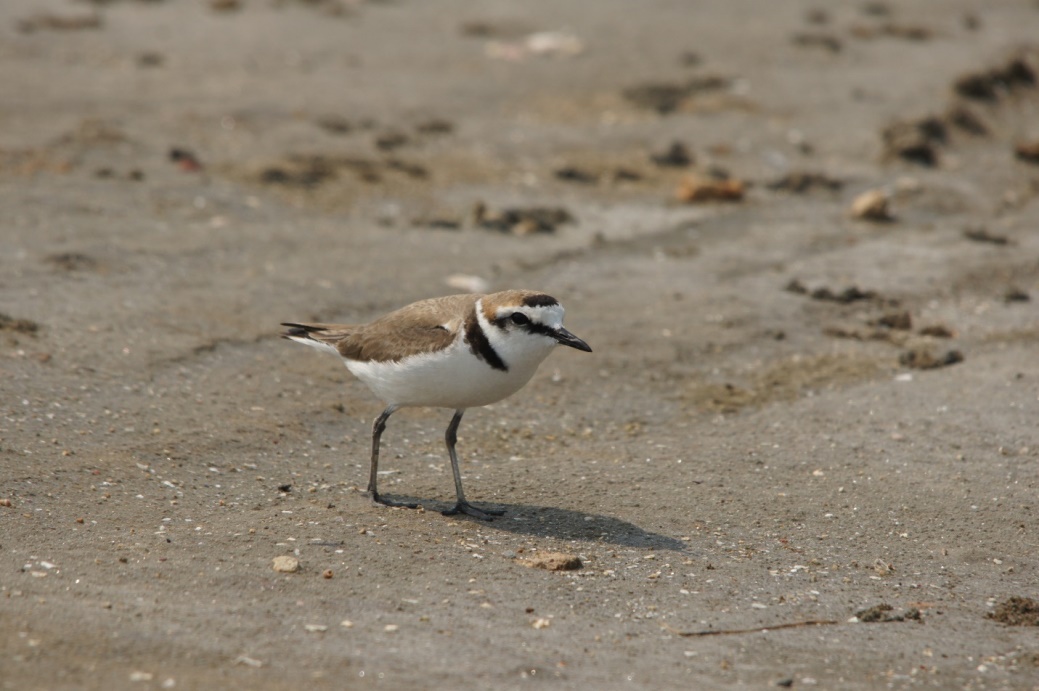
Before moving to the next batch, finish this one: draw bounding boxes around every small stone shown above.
[517,552,583,571]
[322,569,334,579]
[532,617,551,629]
[272,556,300,573]
[849,188,893,221]
[872,559,894,576]
[384,624,399,632]
[304,624,327,633]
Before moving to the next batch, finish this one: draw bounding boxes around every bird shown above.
[281,290,592,520]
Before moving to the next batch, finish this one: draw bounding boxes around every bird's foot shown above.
[442,501,505,521]
[369,491,419,510]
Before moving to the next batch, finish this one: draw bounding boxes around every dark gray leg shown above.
[441,409,505,520]
[367,404,416,509]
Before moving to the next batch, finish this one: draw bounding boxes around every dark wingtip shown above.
[280,322,317,339]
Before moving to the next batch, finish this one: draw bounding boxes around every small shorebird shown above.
[281,290,591,519]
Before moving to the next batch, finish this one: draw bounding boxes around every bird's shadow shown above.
[382,494,688,552]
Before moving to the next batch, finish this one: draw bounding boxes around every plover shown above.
[281,290,591,520]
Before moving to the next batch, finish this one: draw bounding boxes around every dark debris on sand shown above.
[988,597,1039,626]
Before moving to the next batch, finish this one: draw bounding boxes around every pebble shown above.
[849,188,893,221]
[272,556,300,573]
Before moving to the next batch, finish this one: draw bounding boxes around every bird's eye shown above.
[510,312,530,326]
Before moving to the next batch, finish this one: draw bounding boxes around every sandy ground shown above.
[3,0,1039,688]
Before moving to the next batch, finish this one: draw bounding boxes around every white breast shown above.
[344,335,554,409]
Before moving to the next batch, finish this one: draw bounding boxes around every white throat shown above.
[475,298,560,375]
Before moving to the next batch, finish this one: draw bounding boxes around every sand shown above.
[3,0,1039,688]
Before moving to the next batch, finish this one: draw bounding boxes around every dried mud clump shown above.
[517,552,582,571]
[988,597,1039,626]
[963,227,1011,245]
[169,147,203,173]
[850,23,932,42]
[553,166,597,184]
[374,131,409,152]
[1015,140,1039,164]
[260,158,338,188]
[767,171,844,194]
[855,604,922,623]
[872,310,912,331]
[473,203,575,235]
[17,11,102,33]
[45,252,98,272]
[882,50,1038,166]
[785,279,882,305]
[676,175,744,203]
[256,154,429,190]
[945,105,988,136]
[650,141,694,168]
[899,347,963,370]
[0,312,40,335]
[954,56,1036,102]
[414,119,454,136]
[554,165,641,185]
[918,324,954,338]
[1004,287,1030,303]
[622,76,731,114]
[791,33,842,53]
[315,115,356,135]
[882,117,946,167]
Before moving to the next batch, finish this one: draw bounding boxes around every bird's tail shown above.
[280,322,347,356]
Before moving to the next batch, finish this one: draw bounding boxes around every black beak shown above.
[553,327,592,352]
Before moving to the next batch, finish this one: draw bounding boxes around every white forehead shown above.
[495,302,565,328]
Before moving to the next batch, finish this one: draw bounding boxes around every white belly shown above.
[344,340,553,409]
